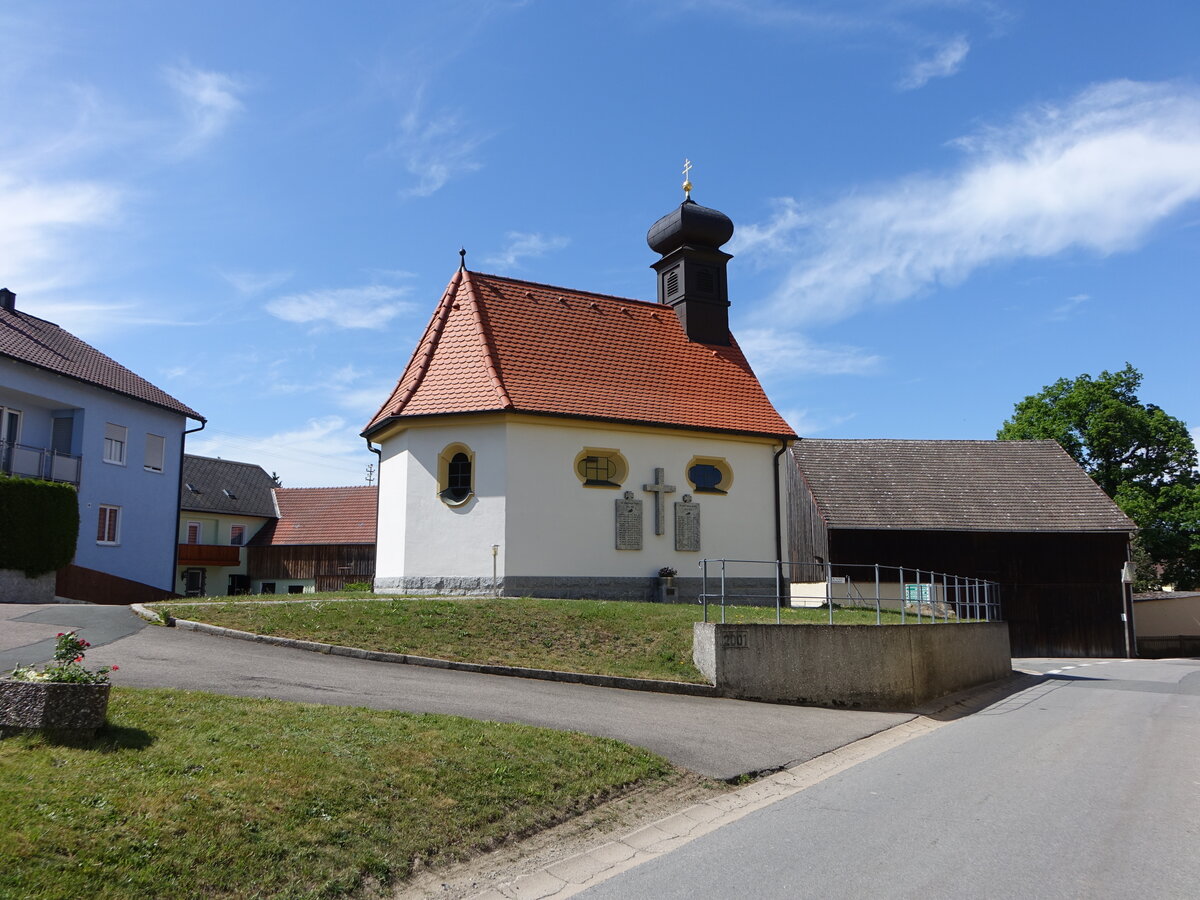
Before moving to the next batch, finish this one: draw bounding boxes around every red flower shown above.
[56,633,64,637]
[74,656,83,662]
[111,666,119,671]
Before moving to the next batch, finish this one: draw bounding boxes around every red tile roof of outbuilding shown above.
[248,486,377,546]
[0,303,202,420]
[363,270,794,440]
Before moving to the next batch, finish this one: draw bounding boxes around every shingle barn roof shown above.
[0,302,202,420]
[792,439,1135,534]
[248,486,377,546]
[363,270,795,440]
[180,455,279,518]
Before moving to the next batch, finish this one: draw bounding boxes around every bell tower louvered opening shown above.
[646,198,734,345]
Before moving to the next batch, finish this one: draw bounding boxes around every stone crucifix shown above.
[642,467,676,536]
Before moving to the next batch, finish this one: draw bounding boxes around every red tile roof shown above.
[793,439,1136,533]
[0,303,202,420]
[363,271,794,440]
[248,486,377,546]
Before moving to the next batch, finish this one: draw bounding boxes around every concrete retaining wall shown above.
[0,570,56,603]
[694,621,1011,710]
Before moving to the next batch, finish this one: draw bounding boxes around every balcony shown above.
[1,441,81,485]
[177,543,242,567]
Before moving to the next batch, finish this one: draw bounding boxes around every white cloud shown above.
[0,171,120,292]
[482,232,570,269]
[392,99,484,198]
[738,80,1200,327]
[1047,293,1090,322]
[779,407,857,436]
[165,64,245,154]
[221,270,293,296]
[899,35,969,90]
[187,417,372,488]
[265,285,411,329]
[738,327,884,376]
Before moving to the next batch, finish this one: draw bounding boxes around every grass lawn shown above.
[154,595,922,684]
[0,687,673,899]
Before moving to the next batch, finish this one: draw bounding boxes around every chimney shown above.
[0,288,14,312]
[646,199,734,345]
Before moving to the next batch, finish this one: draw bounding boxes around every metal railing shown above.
[0,441,81,485]
[698,558,1002,625]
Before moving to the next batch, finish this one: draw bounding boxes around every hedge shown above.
[0,475,79,577]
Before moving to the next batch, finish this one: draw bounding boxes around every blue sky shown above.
[4,1,1198,486]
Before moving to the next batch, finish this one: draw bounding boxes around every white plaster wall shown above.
[376,422,508,580]
[503,421,780,579]
[375,434,409,580]
[1134,595,1200,637]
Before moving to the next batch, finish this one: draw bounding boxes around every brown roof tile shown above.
[248,486,377,546]
[793,439,1135,533]
[0,304,202,419]
[363,271,795,440]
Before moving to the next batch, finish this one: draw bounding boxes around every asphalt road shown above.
[0,604,913,780]
[578,656,1200,899]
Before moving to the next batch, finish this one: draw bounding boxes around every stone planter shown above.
[657,576,678,604]
[0,681,110,734]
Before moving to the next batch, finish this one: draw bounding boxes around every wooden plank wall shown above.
[247,544,375,589]
[827,529,1130,657]
[786,461,829,570]
[56,563,180,605]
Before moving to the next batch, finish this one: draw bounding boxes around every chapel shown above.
[362,188,796,600]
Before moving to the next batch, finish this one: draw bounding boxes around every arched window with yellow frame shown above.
[573,447,628,488]
[437,442,475,505]
[685,456,732,495]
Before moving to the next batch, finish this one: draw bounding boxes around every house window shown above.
[1,407,22,473]
[1,407,22,445]
[685,457,733,495]
[261,582,276,594]
[437,443,475,505]
[185,521,202,544]
[287,585,305,594]
[573,447,628,488]
[144,433,165,472]
[103,423,127,465]
[97,505,120,545]
[230,524,246,546]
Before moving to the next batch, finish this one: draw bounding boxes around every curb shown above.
[130,603,719,699]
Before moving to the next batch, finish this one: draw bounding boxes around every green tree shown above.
[998,363,1200,590]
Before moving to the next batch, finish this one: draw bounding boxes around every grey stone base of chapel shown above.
[374,575,782,605]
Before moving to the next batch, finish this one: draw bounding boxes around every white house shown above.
[362,196,796,600]
[0,288,203,600]
[176,455,279,597]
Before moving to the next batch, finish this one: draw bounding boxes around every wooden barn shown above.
[788,439,1136,657]
[246,486,377,593]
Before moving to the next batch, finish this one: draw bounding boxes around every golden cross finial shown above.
[682,158,693,199]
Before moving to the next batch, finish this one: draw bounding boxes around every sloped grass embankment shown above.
[1,688,673,899]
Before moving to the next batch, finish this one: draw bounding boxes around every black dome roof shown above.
[647,199,734,254]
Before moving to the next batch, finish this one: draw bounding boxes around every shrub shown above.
[0,475,78,577]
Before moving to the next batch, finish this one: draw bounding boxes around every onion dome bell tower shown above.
[647,162,735,345]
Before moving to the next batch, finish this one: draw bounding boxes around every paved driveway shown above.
[1,603,913,780]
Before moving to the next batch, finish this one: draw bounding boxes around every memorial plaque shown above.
[674,493,700,552]
[615,491,643,551]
